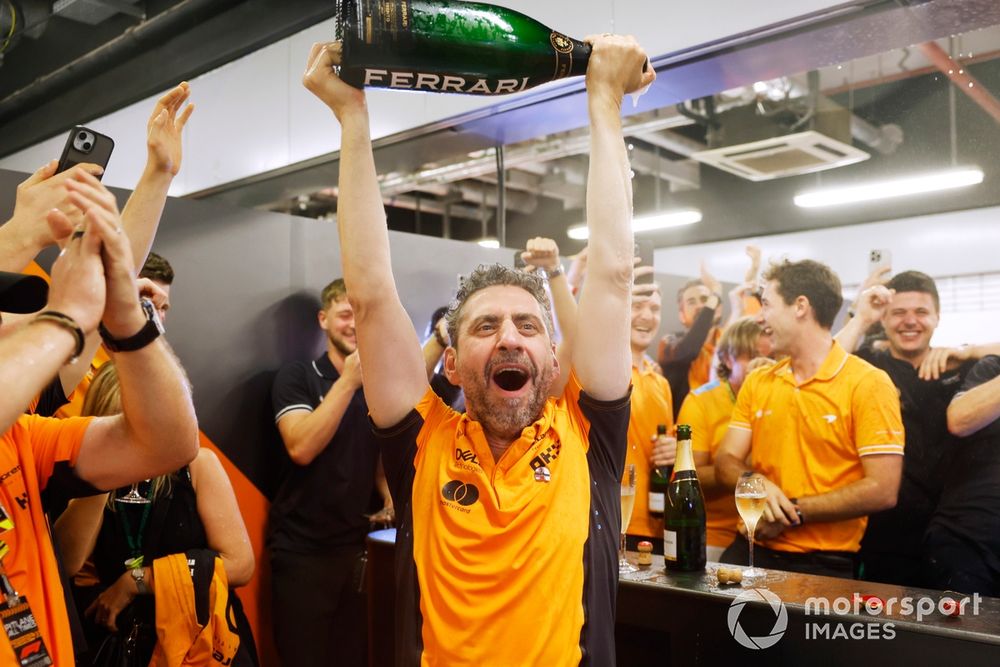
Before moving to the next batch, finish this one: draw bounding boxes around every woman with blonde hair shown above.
[55,362,258,665]
[677,317,774,561]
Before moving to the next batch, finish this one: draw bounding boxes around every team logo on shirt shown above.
[529,440,561,474]
[442,480,480,507]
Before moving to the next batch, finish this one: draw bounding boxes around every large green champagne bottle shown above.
[648,424,671,520]
[664,424,706,572]
[335,0,591,95]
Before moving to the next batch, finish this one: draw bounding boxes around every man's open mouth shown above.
[492,367,530,392]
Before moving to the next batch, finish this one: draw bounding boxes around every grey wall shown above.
[0,168,507,496]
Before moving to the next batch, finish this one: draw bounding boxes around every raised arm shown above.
[834,285,892,352]
[119,82,194,265]
[521,237,576,398]
[60,173,198,490]
[0,209,108,432]
[574,36,654,400]
[303,43,426,427]
[0,162,102,272]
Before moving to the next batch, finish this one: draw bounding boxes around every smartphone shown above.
[56,126,114,179]
[513,250,526,270]
[634,240,655,284]
[868,248,892,276]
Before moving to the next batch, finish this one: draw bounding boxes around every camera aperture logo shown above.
[727,588,788,650]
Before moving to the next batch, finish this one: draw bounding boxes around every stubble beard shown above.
[461,354,555,442]
[329,332,356,357]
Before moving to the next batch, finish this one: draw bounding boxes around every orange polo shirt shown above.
[625,361,673,538]
[0,414,93,666]
[678,379,739,549]
[730,342,904,554]
[376,373,630,666]
[689,327,721,391]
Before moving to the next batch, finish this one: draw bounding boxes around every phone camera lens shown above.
[78,132,87,140]
[83,142,93,151]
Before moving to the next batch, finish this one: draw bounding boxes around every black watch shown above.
[99,298,164,352]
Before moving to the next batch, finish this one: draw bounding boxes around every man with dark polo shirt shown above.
[715,259,904,579]
[836,270,997,586]
[925,355,1000,595]
[269,278,384,667]
[302,35,653,666]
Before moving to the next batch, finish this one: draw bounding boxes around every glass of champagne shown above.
[619,464,637,574]
[735,473,767,582]
[116,480,151,505]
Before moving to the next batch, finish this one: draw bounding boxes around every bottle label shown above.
[357,69,532,95]
[362,0,413,45]
[549,32,574,81]
[664,530,677,561]
[648,491,664,513]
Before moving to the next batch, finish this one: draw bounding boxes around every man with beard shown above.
[302,34,654,665]
[715,259,904,578]
[269,278,390,667]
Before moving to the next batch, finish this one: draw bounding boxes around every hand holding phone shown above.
[57,126,114,179]
[867,248,892,280]
[634,240,654,284]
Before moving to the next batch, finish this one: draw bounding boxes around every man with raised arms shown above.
[303,35,654,666]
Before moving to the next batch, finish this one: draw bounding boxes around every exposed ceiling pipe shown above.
[378,112,695,197]
[850,115,903,154]
[0,0,247,122]
[918,40,1000,125]
[383,194,483,221]
[454,182,537,215]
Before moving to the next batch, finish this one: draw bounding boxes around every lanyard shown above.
[724,379,737,404]
[116,497,153,560]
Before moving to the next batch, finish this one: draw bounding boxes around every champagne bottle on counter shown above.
[334,0,592,95]
[664,424,706,572]
[648,424,671,520]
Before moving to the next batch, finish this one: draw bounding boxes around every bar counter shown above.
[366,531,1000,665]
[617,555,1000,666]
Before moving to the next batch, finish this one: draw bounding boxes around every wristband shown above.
[32,311,86,363]
[99,298,164,353]
[543,265,563,280]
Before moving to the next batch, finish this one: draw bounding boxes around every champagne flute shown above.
[116,480,151,505]
[735,473,767,582]
[619,464,637,574]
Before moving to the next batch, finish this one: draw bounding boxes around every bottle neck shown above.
[674,438,695,474]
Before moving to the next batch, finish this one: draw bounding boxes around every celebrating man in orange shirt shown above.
[714,259,904,578]
[303,34,654,666]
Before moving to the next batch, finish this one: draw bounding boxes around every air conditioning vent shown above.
[53,0,141,25]
[692,130,870,182]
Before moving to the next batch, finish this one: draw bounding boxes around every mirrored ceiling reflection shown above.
[267,21,1000,253]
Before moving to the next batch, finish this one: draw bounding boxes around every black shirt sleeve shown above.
[658,305,716,368]
[371,410,423,511]
[271,362,314,421]
[32,378,70,417]
[958,355,1000,394]
[578,388,632,482]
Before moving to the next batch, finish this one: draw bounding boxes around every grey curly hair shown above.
[445,264,555,350]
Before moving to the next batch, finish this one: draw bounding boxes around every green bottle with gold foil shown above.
[335,0,592,95]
